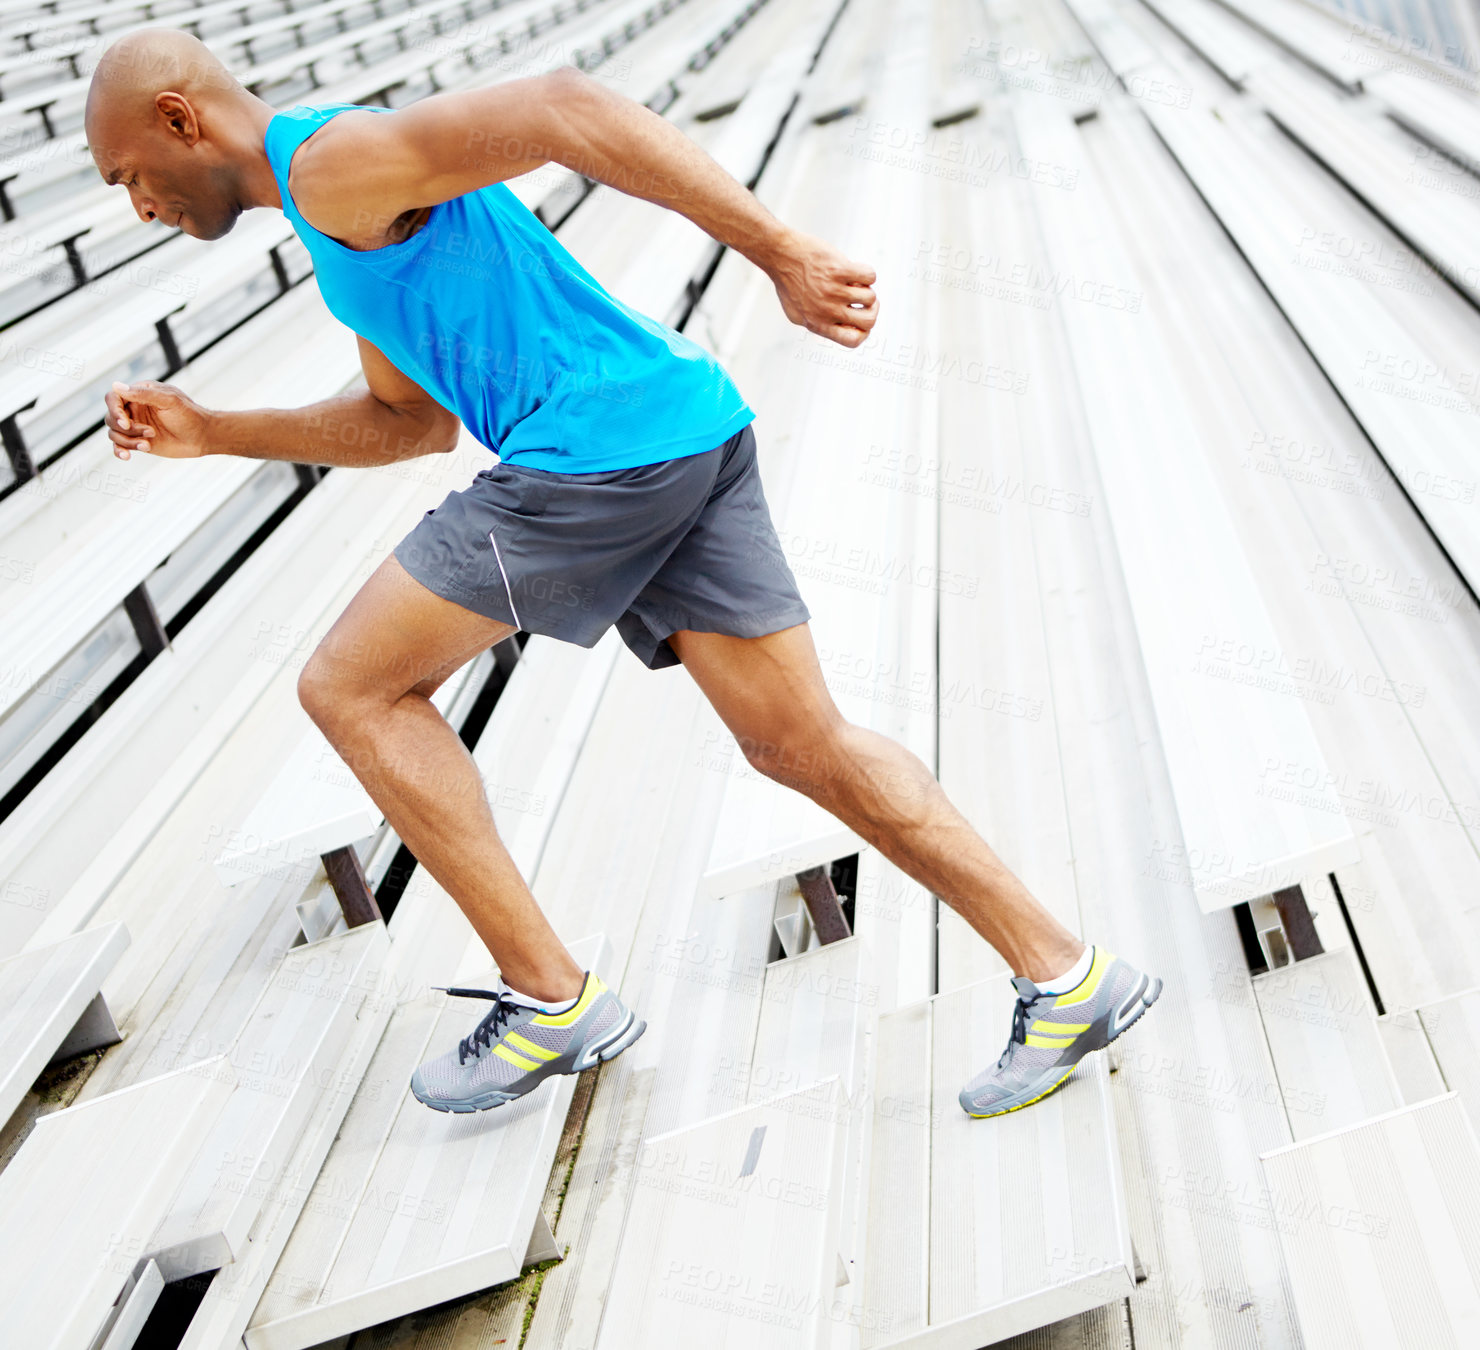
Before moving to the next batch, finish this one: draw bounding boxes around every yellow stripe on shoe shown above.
[1030,1020,1089,1036]
[1052,947,1114,1006]
[505,1032,560,1062]
[493,1043,541,1071]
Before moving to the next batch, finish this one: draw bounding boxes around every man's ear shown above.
[156,92,200,144]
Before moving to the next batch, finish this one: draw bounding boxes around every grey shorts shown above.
[392,422,811,670]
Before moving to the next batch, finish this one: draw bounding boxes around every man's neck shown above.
[235,96,283,211]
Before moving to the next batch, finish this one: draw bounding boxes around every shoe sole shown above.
[964,973,1164,1119]
[413,1012,648,1114]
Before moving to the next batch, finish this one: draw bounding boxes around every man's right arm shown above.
[103,337,462,467]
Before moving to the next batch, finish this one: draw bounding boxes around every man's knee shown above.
[298,643,446,730]
[297,649,349,730]
[739,715,850,791]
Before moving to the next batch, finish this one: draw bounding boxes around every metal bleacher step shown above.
[0,919,127,1126]
[1416,988,1480,1120]
[145,920,391,1281]
[1249,59,1480,311]
[0,1054,238,1350]
[1260,1093,1480,1347]
[594,1076,850,1348]
[1252,949,1403,1140]
[1014,98,1360,911]
[859,974,1134,1349]
[243,931,611,1350]
[0,924,391,1350]
[1366,66,1480,175]
[1121,44,1480,602]
[1209,0,1376,91]
[1139,0,1271,89]
[1374,1008,1447,1106]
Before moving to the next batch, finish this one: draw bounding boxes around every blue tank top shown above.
[263,103,755,472]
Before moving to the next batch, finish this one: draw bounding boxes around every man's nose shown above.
[129,190,156,223]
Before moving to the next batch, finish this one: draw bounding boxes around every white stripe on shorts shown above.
[487,528,523,629]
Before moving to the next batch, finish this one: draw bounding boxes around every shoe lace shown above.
[999,993,1037,1070]
[436,986,520,1065]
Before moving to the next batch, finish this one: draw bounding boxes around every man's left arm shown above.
[295,67,879,348]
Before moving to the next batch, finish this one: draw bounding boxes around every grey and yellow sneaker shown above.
[959,946,1161,1118]
[410,971,645,1113]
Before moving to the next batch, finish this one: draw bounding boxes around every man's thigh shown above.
[309,554,518,702]
[667,623,843,754]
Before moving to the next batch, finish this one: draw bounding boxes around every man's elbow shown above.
[425,407,461,455]
[544,64,595,105]
[392,404,460,458]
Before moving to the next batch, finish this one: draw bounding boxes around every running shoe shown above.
[410,971,645,1113]
[959,946,1161,1118]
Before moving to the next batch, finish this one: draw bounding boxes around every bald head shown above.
[87,29,240,126]
[86,29,274,239]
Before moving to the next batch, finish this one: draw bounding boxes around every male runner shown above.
[85,30,1160,1117]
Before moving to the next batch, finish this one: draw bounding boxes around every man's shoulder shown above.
[285,106,402,242]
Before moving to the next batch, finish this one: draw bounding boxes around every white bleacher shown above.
[216,0,407,66]
[1015,99,1360,910]
[7,0,1480,1348]
[1140,0,1271,88]
[0,1055,238,1349]
[595,1078,850,1348]
[0,918,127,1123]
[1374,1007,1446,1106]
[860,975,1135,1347]
[178,630,622,1349]
[235,0,506,98]
[244,930,609,1350]
[1416,989,1480,1120]
[1252,949,1403,1138]
[1078,0,1480,1002]
[1064,0,1159,79]
[1261,1094,1480,1348]
[1250,59,1480,309]
[0,316,409,956]
[1210,0,1376,89]
[0,266,339,731]
[1367,65,1480,174]
[145,921,390,1281]
[1130,74,1480,609]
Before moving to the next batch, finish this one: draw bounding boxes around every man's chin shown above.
[191,210,240,241]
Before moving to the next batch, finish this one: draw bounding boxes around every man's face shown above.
[89,111,240,240]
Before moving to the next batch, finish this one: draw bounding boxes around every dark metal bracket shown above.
[323,846,384,929]
[795,865,850,945]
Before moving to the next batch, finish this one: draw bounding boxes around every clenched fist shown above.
[768,228,879,348]
[105,380,214,461]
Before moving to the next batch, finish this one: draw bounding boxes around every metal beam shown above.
[1272,884,1325,962]
[795,865,850,945]
[323,846,383,929]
